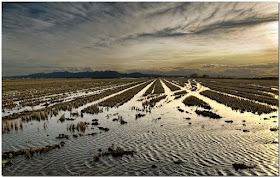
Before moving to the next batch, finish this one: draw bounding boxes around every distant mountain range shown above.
[6,71,164,78]
[5,71,278,79]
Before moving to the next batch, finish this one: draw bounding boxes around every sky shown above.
[2,2,279,77]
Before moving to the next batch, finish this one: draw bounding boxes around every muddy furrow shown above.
[77,80,155,113]
[197,82,278,106]
[2,80,148,120]
[2,81,142,117]
[166,79,277,111]
[196,82,278,109]
[200,90,276,114]
[163,79,278,116]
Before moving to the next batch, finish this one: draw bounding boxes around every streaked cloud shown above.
[2,2,278,77]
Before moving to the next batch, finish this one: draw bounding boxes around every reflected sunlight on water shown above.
[2,79,279,176]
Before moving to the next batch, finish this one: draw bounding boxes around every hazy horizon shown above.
[2,2,278,77]
[3,68,280,78]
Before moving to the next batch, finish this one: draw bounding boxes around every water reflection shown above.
[2,79,278,176]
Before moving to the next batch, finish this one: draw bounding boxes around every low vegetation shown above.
[189,80,197,91]
[3,80,147,120]
[198,78,278,95]
[98,80,152,108]
[81,105,102,114]
[2,160,13,168]
[1,77,278,175]
[173,90,188,99]
[142,80,156,96]
[92,144,134,161]
[165,78,187,87]
[153,79,165,94]
[2,78,143,111]
[199,81,278,106]
[67,121,89,132]
[200,90,276,114]
[59,114,66,122]
[195,110,222,119]
[2,120,22,133]
[183,96,211,109]
[162,80,181,91]
[173,90,187,96]
[2,141,66,165]
[142,95,167,108]
[112,115,127,124]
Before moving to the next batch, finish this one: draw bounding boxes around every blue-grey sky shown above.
[2,2,278,77]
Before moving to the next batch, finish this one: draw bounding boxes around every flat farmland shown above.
[2,78,279,176]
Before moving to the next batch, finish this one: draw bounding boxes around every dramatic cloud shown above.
[2,2,278,77]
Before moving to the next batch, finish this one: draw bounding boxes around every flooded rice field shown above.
[2,78,279,176]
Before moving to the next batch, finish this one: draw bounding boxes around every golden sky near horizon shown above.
[2,2,278,77]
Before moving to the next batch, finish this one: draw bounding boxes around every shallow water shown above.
[2,79,279,176]
[2,81,142,117]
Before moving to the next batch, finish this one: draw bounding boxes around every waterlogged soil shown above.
[2,79,279,176]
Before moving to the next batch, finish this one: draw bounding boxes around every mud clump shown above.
[151,164,157,168]
[98,127,110,131]
[111,115,127,124]
[174,160,183,164]
[270,127,278,131]
[56,134,70,139]
[135,113,145,119]
[92,122,99,125]
[177,108,184,112]
[2,142,66,163]
[2,160,13,168]
[120,120,127,124]
[59,114,66,122]
[87,132,98,136]
[92,145,135,161]
[66,118,75,121]
[91,119,99,125]
[119,116,127,124]
[232,163,256,170]
[111,147,134,157]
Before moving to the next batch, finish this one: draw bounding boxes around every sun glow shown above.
[265,21,278,45]
[267,21,278,31]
